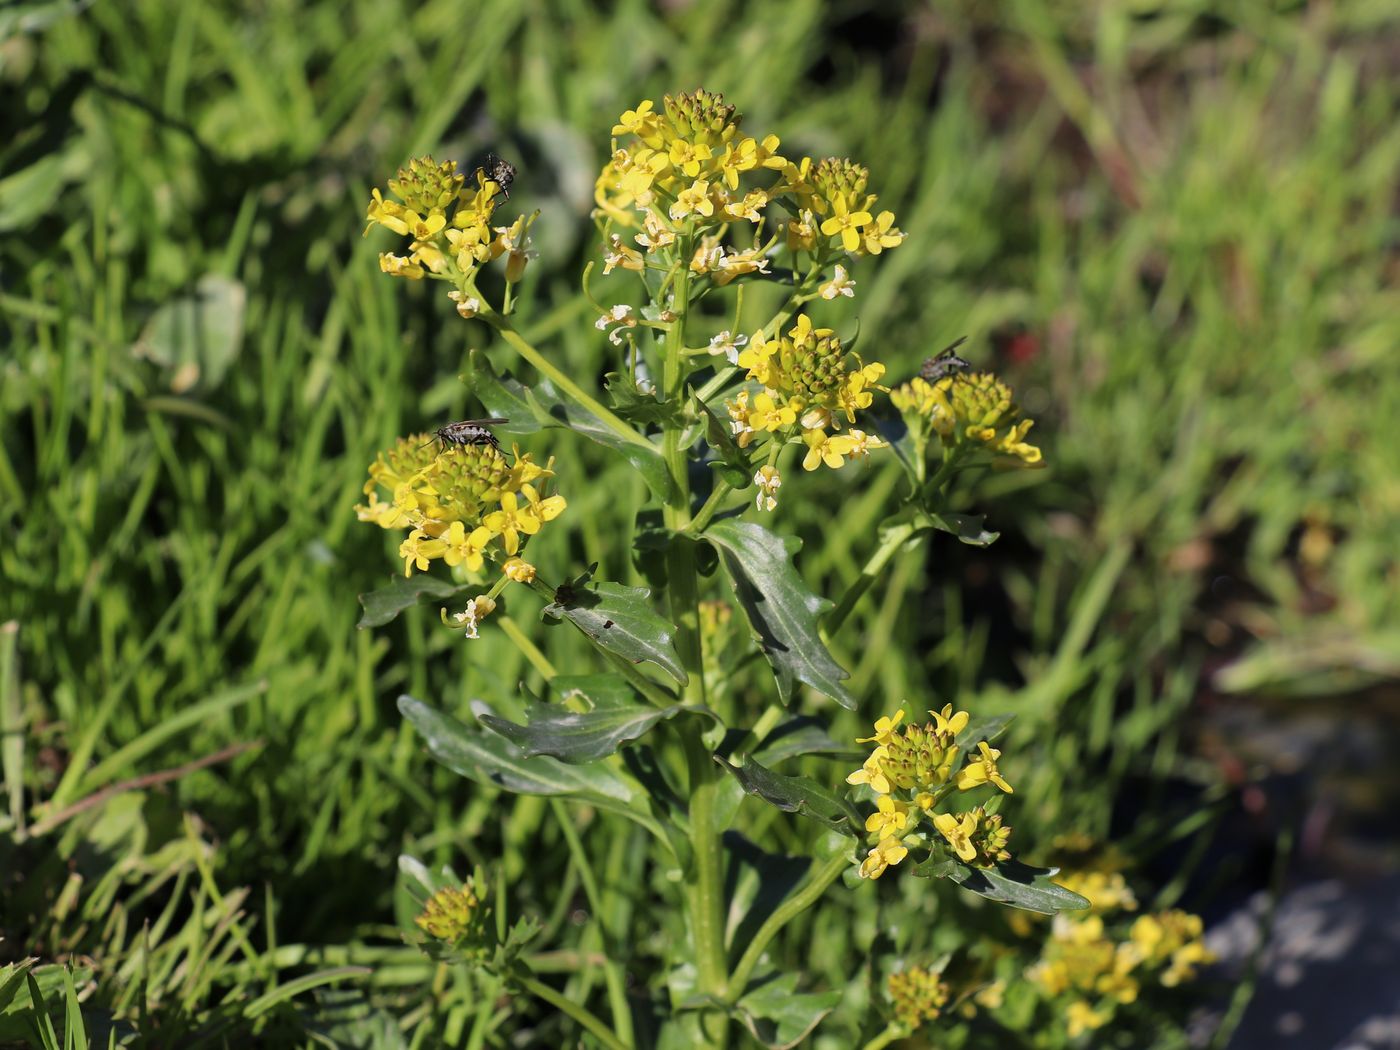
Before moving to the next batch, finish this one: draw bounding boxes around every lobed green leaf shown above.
[704,519,856,709]
[543,578,688,685]
[357,574,466,629]
[716,754,861,834]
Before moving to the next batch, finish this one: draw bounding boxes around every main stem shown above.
[663,248,729,1023]
[728,852,848,994]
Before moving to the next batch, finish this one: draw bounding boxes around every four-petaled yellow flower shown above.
[846,746,892,795]
[670,179,715,221]
[484,491,542,555]
[857,710,905,745]
[441,521,493,572]
[934,811,979,862]
[956,741,1014,793]
[819,196,872,252]
[399,530,444,577]
[865,795,910,837]
[801,429,860,471]
[859,836,909,880]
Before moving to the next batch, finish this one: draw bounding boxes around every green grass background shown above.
[3,0,1398,1045]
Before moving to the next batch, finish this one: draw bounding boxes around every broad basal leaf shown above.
[946,859,1090,915]
[716,755,860,834]
[477,689,714,764]
[543,576,687,685]
[703,519,855,709]
[470,350,673,501]
[734,974,842,1050]
[358,575,466,629]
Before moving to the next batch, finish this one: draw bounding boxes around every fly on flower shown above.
[480,153,517,201]
[920,338,972,382]
[423,418,510,452]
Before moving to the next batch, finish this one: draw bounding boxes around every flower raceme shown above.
[726,314,887,471]
[355,434,566,586]
[847,706,1016,881]
[595,89,905,267]
[365,155,536,288]
[892,370,1043,467]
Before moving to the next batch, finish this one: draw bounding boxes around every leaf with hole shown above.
[543,577,687,685]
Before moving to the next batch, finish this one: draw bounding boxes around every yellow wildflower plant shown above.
[356,434,566,584]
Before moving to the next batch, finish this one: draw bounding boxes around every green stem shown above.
[483,312,651,452]
[685,479,735,536]
[499,616,557,679]
[663,237,728,1028]
[825,521,920,636]
[861,1022,907,1050]
[729,852,848,996]
[517,975,628,1050]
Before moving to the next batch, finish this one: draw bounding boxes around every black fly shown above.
[480,154,516,201]
[422,418,508,452]
[920,337,972,382]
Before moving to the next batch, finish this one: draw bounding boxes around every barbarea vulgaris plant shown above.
[358,91,1115,1048]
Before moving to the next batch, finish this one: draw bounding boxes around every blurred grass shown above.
[2,0,1398,1044]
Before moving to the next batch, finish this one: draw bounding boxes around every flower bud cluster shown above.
[415,879,494,961]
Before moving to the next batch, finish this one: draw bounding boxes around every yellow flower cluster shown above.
[596,89,904,261]
[365,155,535,286]
[1026,910,1214,1036]
[887,967,950,1028]
[355,435,566,582]
[891,371,1042,466]
[846,708,1015,880]
[725,314,887,471]
[1021,841,1215,1040]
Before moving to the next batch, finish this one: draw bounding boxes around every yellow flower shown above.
[857,710,905,745]
[667,138,714,178]
[858,836,908,879]
[669,178,715,221]
[859,211,905,255]
[399,529,446,577]
[801,429,859,471]
[612,99,660,140]
[483,492,542,555]
[379,252,425,280]
[520,483,566,524]
[749,391,797,433]
[934,811,979,863]
[864,795,910,837]
[929,704,970,737]
[502,557,536,583]
[1066,1000,1110,1038]
[846,746,892,795]
[819,195,872,252]
[956,741,1014,793]
[441,521,493,572]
